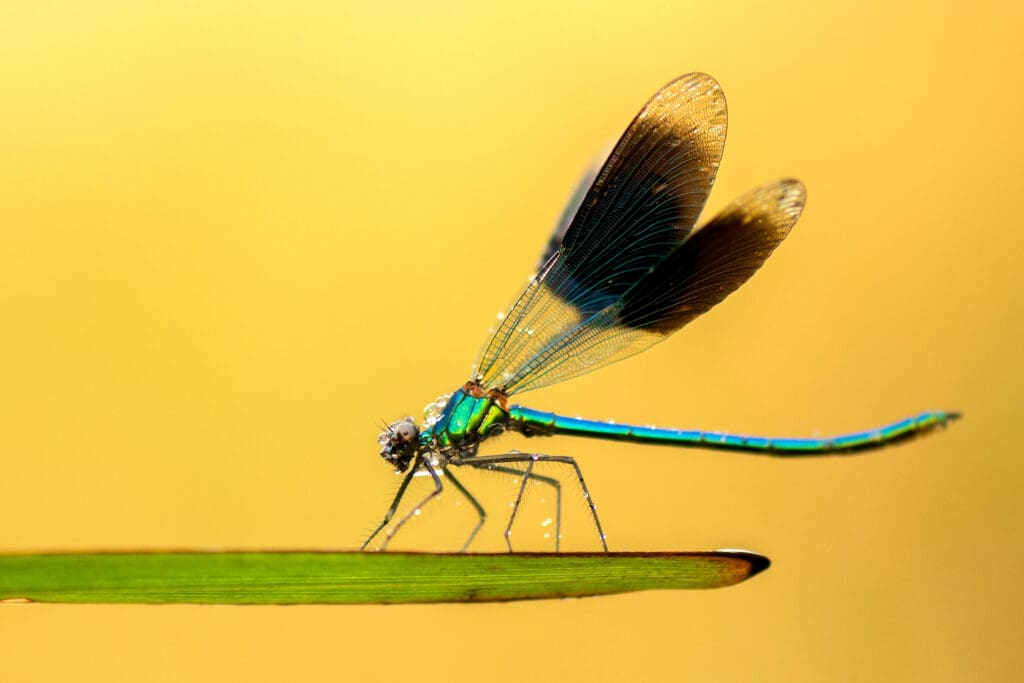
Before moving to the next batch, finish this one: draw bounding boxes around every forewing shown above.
[499,179,806,393]
[476,73,728,391]
[536,142,614,269]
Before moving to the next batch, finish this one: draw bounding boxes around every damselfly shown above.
[364,73,959,552]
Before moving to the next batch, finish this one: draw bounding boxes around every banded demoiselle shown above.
[364,73,959,552]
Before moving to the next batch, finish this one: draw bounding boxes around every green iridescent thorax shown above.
[421,386,509,450]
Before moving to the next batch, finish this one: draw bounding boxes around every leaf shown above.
[0,549,769,604]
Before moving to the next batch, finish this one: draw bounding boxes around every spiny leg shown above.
[472,463,563,552]
[442,468,487,552]
[361,463,418,551]
[465,452,608,552]
[379,460,443,551]
[499,457,535,553]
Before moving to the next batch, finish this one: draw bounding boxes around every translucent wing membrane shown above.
[536,142,614,269]
[476,73,729,391]
[499,179,806,393]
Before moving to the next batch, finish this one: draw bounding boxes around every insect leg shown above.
[378,459,444,551]
[361,462,418,551]
[498,456,535,552]
[441,468,487,552]
[466,452,607,552]
[467,463,563,552]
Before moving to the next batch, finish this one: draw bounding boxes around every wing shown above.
[536,142,614,270]
[492,179,806,394]
[476,73,729,391]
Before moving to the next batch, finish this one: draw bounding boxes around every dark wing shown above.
[495,179,806,393]
[536,142,613,269]
[618,179,805,332]
[475,73,728,391]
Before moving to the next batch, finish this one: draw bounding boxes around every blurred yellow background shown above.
[2,1,1020,680]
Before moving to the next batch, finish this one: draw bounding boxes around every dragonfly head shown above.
[378,417,420,472]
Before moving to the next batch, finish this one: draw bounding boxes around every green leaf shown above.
[0,549,769,604]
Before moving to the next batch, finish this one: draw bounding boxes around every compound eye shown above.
[395,421,418,442]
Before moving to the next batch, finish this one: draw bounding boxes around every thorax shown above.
[421,384,510,453]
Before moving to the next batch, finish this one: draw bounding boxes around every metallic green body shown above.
[423,388,509,450]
